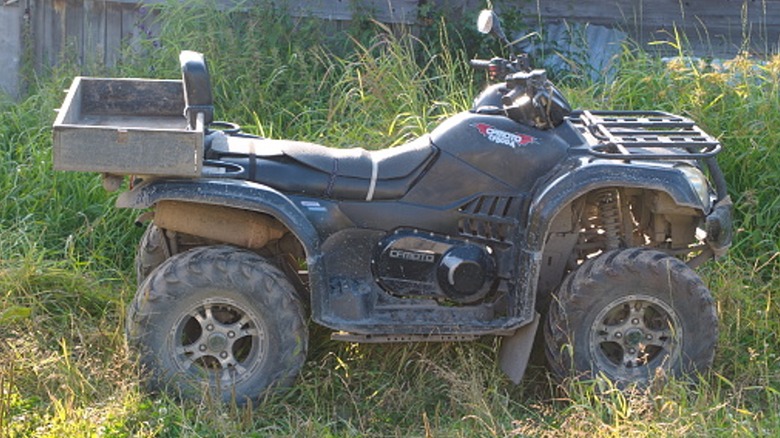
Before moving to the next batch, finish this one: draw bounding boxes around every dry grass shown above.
[0,2,778,436]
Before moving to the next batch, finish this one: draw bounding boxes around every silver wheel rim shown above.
[170,297,268,386]
[589,294,682,378]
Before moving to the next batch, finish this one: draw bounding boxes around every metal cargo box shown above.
[53,77,203,177]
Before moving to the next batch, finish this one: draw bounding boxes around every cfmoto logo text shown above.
[389,249,435,263]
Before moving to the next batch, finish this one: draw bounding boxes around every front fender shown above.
[526,161,705,251]
[513,161,708,320]
[117,178,321,257]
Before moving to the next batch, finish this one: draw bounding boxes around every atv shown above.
[52,10,732,403]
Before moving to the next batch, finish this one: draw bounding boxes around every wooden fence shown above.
[1,0,420,98]
[28,0,420,71]
[31,0,140,70]
[2,0,779,99]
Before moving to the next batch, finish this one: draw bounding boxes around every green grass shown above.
[1,1,779,436]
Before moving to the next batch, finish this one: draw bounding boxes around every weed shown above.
[0,2,778,436]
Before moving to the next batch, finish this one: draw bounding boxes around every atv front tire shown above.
[127,245,308,404]
[544,248,717,385]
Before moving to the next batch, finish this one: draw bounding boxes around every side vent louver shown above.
[458,195,521,243]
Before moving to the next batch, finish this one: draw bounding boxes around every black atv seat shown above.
[209,134,437,200]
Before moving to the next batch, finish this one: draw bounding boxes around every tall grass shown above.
[120,0,473,146]
[0,1,778,436]
[591,48,780,266]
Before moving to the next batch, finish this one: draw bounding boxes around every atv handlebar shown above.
[470,57,513,81]
[469,59,492,70]
[470,56,531,81]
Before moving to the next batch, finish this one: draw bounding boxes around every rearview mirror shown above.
[477,9,495,34]
[477,9,510,49]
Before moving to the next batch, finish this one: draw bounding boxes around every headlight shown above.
[675,165,713,211]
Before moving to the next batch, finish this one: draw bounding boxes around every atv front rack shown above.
[572,110,722,160]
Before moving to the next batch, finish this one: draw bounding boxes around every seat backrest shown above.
[179,51,214,130]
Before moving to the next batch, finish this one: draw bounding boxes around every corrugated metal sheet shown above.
[518,22,627,81]
[524,0,780,58]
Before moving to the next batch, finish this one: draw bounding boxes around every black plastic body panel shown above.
[119,105,724,336]
[427,112,570,193]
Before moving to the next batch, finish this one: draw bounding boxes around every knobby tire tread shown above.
[127,245,307,402]
[544,248,718,384]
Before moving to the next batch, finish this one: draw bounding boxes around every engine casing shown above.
[372,229,496,303]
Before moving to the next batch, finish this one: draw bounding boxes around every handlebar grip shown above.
[470,59,492,70]
[501,87,524,106]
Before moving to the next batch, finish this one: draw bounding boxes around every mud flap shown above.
[498,313,540,384]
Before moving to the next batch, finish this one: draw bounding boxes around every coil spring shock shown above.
[596,189,622,250]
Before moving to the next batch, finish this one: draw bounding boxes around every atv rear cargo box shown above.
[53,77,203,177]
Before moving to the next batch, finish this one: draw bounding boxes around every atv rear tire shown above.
[544,248,717,386]
[127,245,308,404]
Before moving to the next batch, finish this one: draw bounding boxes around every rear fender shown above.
[118,178,325,311]
[118,178,320,255]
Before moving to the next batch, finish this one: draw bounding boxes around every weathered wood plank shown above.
[103,0,419,23]
[83,0,107,68]
[121,2,142,54]
[0,4,23,98]
[104,2,122,67]
[36,0,57,67]
[286,0,419,23]
[31,0,46,69]
[64,0,84,65]
[50,0,68,65]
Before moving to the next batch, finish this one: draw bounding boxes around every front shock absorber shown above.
[596,189,622,251]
